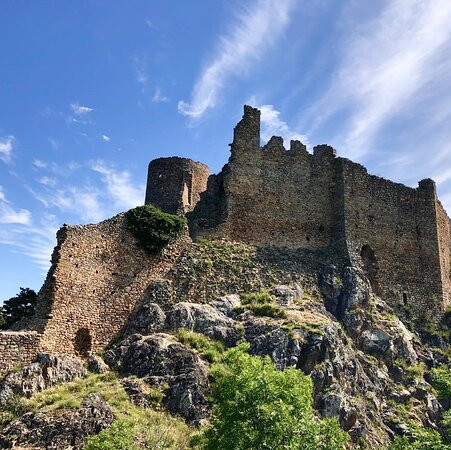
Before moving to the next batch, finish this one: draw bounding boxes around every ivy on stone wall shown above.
[126,205,186,255]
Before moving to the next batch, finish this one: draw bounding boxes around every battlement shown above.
[181,105,450,321]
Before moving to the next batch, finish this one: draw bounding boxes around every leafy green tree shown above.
[1,287,38,330]
[431,367,451,401]
[198,344,348,450]
[389,422,448,450]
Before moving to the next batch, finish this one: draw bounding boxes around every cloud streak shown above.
[178,0,295,119]
[304,0,451,160]
[0,136,15,163]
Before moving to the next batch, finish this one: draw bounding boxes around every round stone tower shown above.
[145,157,210,215]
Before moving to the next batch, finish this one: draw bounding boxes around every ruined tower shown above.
[145,157,210,215]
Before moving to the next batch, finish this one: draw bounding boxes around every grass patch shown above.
[17,371,192,449]
[235,292,287,319]
[126,205,186,255]
[176,329,225,363]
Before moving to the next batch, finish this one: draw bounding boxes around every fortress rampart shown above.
[1,105,449,375]
[182,106,450,320]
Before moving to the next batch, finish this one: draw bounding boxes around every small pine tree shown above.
[1,287,38,330]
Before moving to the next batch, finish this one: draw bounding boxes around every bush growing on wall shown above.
[126,205,186,255]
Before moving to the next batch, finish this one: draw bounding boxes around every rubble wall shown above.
[25,213,191,356]
[0,331,40,374]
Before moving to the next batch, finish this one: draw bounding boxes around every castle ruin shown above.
[0,105,449,374]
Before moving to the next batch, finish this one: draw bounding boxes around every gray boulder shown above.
[166,302,240,346]
[105,333,209,424]
[0,353,86,407]
[211,294,241,317]
[361,329,393,356]
[87,355,109,374]
[0,393,114,449]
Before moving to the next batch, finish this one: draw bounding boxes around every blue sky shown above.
[1,0,451,301]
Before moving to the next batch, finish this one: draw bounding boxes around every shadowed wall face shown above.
[145,157,210,215]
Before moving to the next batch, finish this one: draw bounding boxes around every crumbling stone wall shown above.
[190,107,340,249]
[187,105,450,319]
[339,161,445,320]
[436,200,451,308]
[24,213,191,356]
[0,331,40,374]
[145,157,210,215]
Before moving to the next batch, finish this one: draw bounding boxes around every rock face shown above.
[0,353,86,407]
[87,355,109,374]
[166,302,240,346]
[0,393,114,449]
[105,333,210,425]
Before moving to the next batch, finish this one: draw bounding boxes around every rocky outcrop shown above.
[87,355,110,374]
[104,333,210,425]
[0,353,86,407]
[166,302,240,346]
[0,393,114,449]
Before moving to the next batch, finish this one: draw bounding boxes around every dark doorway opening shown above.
[360,244,381,296]
[74,328,92,357]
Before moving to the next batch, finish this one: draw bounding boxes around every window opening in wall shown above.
[319,225,325,233]
[74,328,92,357]
[403,292,408,305]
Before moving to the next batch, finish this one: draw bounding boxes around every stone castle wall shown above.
[23,213,190,357]
[145,157,210,215]
[0,331,41,374]
[436,200,451,308]
[187,105,450,319]
[339,161,446,319]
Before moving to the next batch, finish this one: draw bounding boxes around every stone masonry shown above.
[150,106,450,321]
[1,105,449,375]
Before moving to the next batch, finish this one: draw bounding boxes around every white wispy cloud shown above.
[132,56,148,86]
[178,0,295,119]
[102,134,111,142]
[0,186,31,225]
[257,104,308,146]
[305,0,451,159]
[0,213,57,272]
[37,176,57,187]
[91,160,144,210]
[70,102,93,115]
[0,136,15,163]
[33,159,47,169]
[152,87,169,103]
[48,137,59,150]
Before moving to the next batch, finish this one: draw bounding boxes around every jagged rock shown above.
[104,333,209,424]
[87,355,109,374]
[244,318,302,370]
[320,391,343,418]
[121,377,151,408]
[361,329,393,356]
[319,265,370,320]
[0,393,114,449]
[271,285,302,307]
[127,302,167,335]
[211,294,241,317]
[166,302,240,346]
[0,353,86,407]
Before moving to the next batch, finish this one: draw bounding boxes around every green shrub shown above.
[198,344,348,449]
[176,329,225,363]
[126,205,186,255]
[84,419,138,450]
[237,292,287,319]
[389,422,447,449]
[430,367,451,400]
